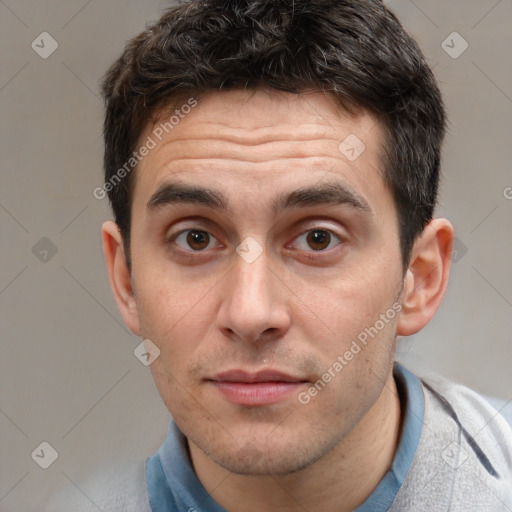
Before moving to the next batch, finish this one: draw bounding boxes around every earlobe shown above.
[101,221,141,336]
[396,218,454,336]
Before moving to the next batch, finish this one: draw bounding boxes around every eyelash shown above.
[168,227,343,257]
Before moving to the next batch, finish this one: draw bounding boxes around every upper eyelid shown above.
[170,227,221,244]
[295,226,342,238]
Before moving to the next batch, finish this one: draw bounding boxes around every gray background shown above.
[1,0,511,510]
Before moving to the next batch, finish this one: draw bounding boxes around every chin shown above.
[210,448,316,476]
[190,425,336,477]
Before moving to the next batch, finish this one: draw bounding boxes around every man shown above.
[96,0,512,510]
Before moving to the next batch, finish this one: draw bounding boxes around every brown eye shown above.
[174,229,216,251]
[186,230,210,250]
[306,230,332,250]
[292,228,342,253]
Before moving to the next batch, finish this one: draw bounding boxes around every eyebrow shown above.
[146,180,372,217]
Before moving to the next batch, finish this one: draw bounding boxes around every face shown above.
[128,88,405,476]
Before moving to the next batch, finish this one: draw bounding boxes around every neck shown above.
[189,371,402,512]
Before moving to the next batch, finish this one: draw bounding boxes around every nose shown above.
[216,246,291,343]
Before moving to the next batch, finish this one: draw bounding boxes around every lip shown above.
[206,369,308,406]
[211,369,306,383]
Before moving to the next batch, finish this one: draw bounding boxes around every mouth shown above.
[205,369,309,406]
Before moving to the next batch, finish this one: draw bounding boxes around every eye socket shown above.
[173,229,219,251]
[293,229,342,252]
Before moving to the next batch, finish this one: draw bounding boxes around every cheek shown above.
[134,269,223,390]
[290,266,400,412]
[135,262,219,335]
[293,263,399,347]
[297,309,398,434]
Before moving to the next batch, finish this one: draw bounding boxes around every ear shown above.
[101,220,141,336]
[396,218,454,336]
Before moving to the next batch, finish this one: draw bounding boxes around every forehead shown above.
[131,88,389,218]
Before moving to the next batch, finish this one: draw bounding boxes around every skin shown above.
[102,88,454,511]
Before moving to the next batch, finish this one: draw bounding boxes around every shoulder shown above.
[390,368,512,511]
[420,371,512,440]
[420,371,512,474]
